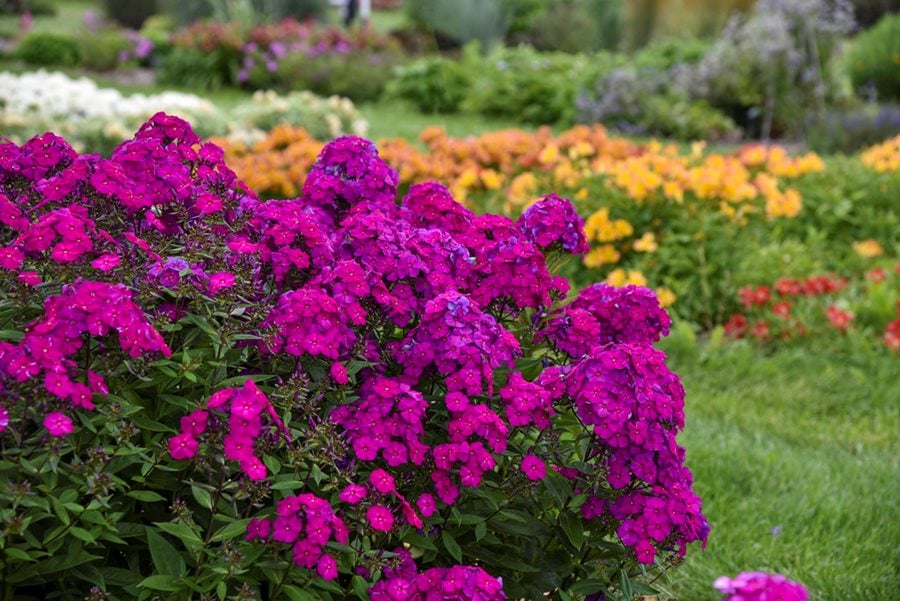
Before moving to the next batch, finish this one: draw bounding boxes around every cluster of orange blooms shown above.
[220,124,826,218]
[860,135,900,173]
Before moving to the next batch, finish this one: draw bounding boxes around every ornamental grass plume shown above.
[0,113,707,599]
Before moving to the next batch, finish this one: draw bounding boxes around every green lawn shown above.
[0,0,94,39]
[360,98,532,141]
[657,333,900,600]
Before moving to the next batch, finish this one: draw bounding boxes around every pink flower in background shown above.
[714,572,808,601]
[44,412,74,437]
[0,406,8,432]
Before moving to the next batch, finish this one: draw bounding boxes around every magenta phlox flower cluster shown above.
[517,193,590,255]
[714,572,808,601]
[499,372,554,429]
[394,291,521,396]
[239,199,334,284]
[263,287,357,359]
[330,376,429,467]
[400,182,475,238]
[302,136,399,220]
[369,548,506,601]
[169,380,288,480]
[0,281,170,435]
[542,283,672,356]
[461,214,555,311]
[245,492,348,580]
[565,343,706,563]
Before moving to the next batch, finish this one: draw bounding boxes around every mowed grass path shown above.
[658,336,899,600]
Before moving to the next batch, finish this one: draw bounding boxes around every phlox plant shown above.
[0,114,708,600]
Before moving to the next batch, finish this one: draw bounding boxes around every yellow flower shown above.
[538,144,560,165]
[853,239,884,258]
[481,169,502,190]
[583,244,620,268]
[655,286,676,308]
[574,187,589,201]
[605,269,647,287]
[633,232,658,253]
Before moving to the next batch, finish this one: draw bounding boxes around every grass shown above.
[360,98,536,141]
[656,333,899,600]
[0,0,94,39]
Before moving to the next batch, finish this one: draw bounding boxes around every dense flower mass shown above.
[0,114,707,598]
[369,549,506,601]
[714,571,808,601]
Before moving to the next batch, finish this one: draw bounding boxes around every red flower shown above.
[723,314,748,338]
[825,304,853,332]
[772,301,792,320]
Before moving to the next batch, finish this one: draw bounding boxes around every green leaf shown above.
[5,548,36,562]
[146,529,186,576]
[217,581,227,600]
[70,527,96,544]
[570,579,609,595]
[351,575,370,600]
[190,484,213,510]
[154,521,203,555]
[442,531,463,563]
[560,511,584,550]
[282,585,316,601]
[138,575,181,591]
[474,521,487,542]
[619,570,634,600]
[210,518,251,542]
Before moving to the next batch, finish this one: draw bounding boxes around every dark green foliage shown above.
[16,31,80,66]
[77,29,130,72]
[261,50,402,102]
[387,56,471,113]
[0,0,56,15]
[847,13,900,101]
[164,0,327,27]
[465,45,614,125]
[519,0,623,53]
[157,46,231,90]
[103,0,160,28]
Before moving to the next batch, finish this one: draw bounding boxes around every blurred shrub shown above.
[850,0,899,28]
[157,46,231,89]
[847,13,900,102]
[465,45,613,125]
[387,56,471,113]
[805,103,900,153]
[522,0,623,53]
[269,50,400,102]
[103,0,160,28]
[16,32,80,66]
[0,0,56,15]
[406,0,510,48]
[684,0,856,138]
[577,41,737,140]
[165,0,327,26]
[77,29,130,71]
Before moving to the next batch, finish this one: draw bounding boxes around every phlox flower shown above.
[168,433,199,460]
[0,405,8,432]
[521,454,546,481]
[366,505,394,532]
[713,571,808,601]
[44,411,74,437]
[338,483,367,504]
